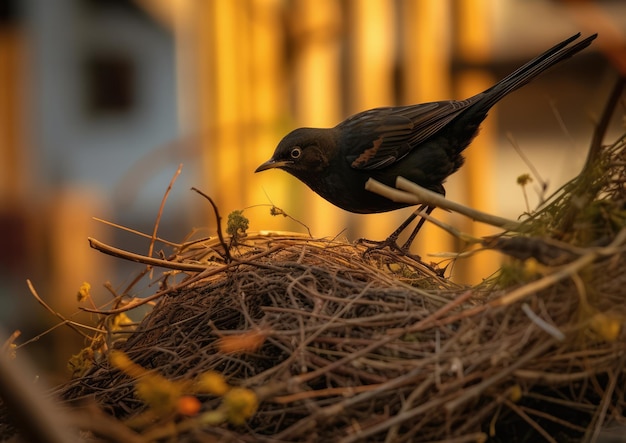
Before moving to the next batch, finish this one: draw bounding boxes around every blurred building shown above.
[0,0,622,377]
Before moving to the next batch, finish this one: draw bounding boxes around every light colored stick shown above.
[365,177,521,230]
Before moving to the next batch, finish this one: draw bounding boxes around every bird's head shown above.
[255,128,336,179]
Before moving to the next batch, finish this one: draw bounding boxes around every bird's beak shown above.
[255,158,292,172]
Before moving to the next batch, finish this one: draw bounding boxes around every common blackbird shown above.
[256,33,597,250]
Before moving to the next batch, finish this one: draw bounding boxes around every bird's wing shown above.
[340,99,475,170]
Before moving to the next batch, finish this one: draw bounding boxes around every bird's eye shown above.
[290,147,302,159]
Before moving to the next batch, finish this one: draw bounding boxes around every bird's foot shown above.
[356,237,422,261]
[357,236,400,252]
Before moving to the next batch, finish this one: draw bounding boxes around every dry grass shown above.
[55,228,625,442]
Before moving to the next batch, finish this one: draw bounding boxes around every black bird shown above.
[256,33,597,250]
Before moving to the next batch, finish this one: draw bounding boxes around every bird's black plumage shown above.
[256,33,597,219]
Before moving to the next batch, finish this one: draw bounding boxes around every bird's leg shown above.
[383,205,426,247]
[400,205,434,250]
[358,204,428,254]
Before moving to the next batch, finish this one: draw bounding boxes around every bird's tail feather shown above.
[476,33,597,111]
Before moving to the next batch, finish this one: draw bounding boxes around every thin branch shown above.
[191,187,232,262]
[149,164,183,259]
[25,280,94,340]
[92,217,179,247]
[88,237,211,272]
[584,76,625,173]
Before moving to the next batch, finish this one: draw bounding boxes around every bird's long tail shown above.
[476,33,597,111]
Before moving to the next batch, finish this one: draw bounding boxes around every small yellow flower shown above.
[67,347,95,378]
[196,371,230,396]
[135,374,182,415]
[223,387,258,425]
[589,312,622,342]
[77,282,91,302]
[507,384,523,402]
[109,312,134,332]
[109,350,146,379]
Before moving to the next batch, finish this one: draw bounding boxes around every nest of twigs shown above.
[4,93,626,443]
[67,230,625,442]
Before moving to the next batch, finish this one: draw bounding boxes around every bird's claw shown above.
[357,236,400,252]
[356,237,422,261]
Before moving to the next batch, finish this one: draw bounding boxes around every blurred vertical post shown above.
[200,1,247,211]
[345,0,397,240]
[182,0,265,221]
[0,23,28,203]
[0,13,41,326]
[400,0,453,257]
[455,0,500,283]
[179,0,304,233]
[246,0,286,215]
[290,0,343,237]
[0,18,33,274]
